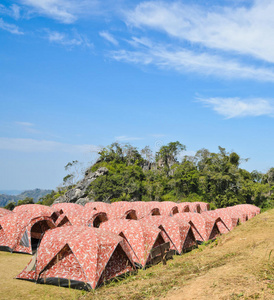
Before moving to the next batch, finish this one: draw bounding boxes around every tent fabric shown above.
[51,203,84,215]
[101,204,138,220]
[201,210,232,233]
[152,201,179,216]
[0,211,56,254]
[194,202,210,212]
[13,204,59,222]
[236,204,260,218]
[110,201,160,219]
[141,216,197,254]
[100,219,165,267]
[177,203,190,213]
[0,208,13,218]
[225,206,249,224]
[56,208,108,228]
[85,202,111,211]
[181,202,202,213]
[16,226,135,289]
[173,213,220,242]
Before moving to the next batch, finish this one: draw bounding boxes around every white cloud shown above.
[0,18,23,34]
[99,31,119,46]
[21,0,100,23]
[125,0,274,63]
[198,97,274,118]
[0,4,21,19]
[115,135,143,141]
[111,38,274,82]
[0,137,100,153]
[47,30,93,48]
[15,121,40,134]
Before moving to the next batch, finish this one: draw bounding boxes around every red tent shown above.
[56,208,108,228]
[173,213,220,242]
[201,210,232,233]
[0,208,13,218]
[103,204,137,220]
[177,203,190,213]
[225,206,248,224]
[100,219,165,268]
[142,216,197,254]
[13,204,59,222]
[51,203,84,215]
[235,204,260,219]
[17,226,135,290]
[111,201,160,219]
[154,201,179,216]
[0,211,56,254]
[85,202,111,211]
[194,202,210,212]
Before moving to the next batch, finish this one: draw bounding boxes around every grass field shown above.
[0,209,273,300]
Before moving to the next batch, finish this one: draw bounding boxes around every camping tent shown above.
[154,201,179,216]
[201,210,232,233]
[142,216,197,254]
[17,226,135,290]
[56,208,108,228]
[194,202,210,212]
[173,213,220,242]
[100,219,166,268]
[13,204,59,222]
[0,211,56,254]
[51,203,84,215]
[0,208,13,218]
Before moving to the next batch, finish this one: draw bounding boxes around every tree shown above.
[156,141,186,172]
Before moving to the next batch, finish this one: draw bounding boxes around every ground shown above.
[0,209,273,300]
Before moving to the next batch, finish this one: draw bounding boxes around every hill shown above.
[0,209,273,300]
[0,189,53,207]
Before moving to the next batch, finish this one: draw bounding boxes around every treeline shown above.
[87,142,274,209]
[5,142,274,210]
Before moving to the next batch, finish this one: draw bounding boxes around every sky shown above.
[1,0,274,190]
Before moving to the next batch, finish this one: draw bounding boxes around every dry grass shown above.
[0,209,273,300]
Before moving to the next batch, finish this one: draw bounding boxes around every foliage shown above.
[85,142,274,208]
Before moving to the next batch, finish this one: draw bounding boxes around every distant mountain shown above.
[0,190,24,195]
[0,189,53,207]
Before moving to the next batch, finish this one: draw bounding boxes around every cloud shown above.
[0,18,23,34]
[198,97,274,118]
[0,137,100,153]
[125,0,274,64]
[21,0,100,23]
[46,30,93,48]
[111,38,274,82]
[99,31,119,46]
[0,4,21,19]
[115,135,143,141]
[15,121,40,134]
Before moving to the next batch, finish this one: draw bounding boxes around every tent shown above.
[182,202,202,213]
[142,216,197,254]
[56,208,108,228]
[17,226,135,290]
[225,206,249,224]
[0,211,56,254]
[235,204,260,219]
[0,208,13,218]
[177,203,190,213]
[85,202,111,211]
[110,201,160,219]
[154,201,179,216]
[13,204,59,222]
[194,202,210,212]
[103,204,137,220]
[173,213,220,242]
[51,203,84,215]
[100,219,166,268]
[201,210,232,233]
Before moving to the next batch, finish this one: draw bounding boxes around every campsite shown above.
[0,201,273,299]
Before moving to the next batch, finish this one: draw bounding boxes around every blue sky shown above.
[1,0,274,190]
